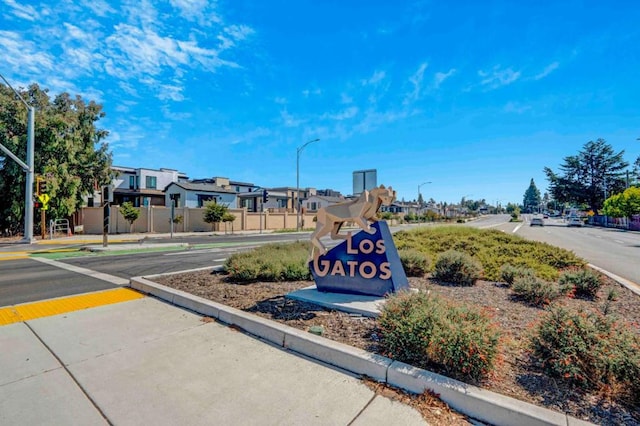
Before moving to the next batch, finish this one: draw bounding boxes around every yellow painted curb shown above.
[0,288,144,326]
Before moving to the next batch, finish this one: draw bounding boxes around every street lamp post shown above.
[417,181,431,216]
[296,138,320,231]
[0,74,35,243]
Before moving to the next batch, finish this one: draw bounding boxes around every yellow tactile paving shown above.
[0,252,28,261]
[0,288,144,326]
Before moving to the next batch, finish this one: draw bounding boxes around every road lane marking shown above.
[30,257,129,285]
[0,288,144,326]
[512,223,524,233]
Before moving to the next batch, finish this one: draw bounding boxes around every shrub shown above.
[224,241,311,283]
[559,269,603,299]
[433,250,482,286]
[511,274,563,306]
[500,264,535,287]
[531,307,640,402]
[398,249,430,277]
[393,226,584,282]
[378,291,501,382]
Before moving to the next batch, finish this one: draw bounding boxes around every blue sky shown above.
[2,0,639,205]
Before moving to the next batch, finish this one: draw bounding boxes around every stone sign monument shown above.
[308,185,409,297]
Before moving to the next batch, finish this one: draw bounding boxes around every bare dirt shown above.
[154,270,640,425]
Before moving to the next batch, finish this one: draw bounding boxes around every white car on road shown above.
[567,217,583,227]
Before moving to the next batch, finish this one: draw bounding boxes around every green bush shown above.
[393,226,584,282]
[499,264,535,287]
[433,250,482,286]
[224,241,311,283]
[531,307,640,402]
[559,269,603,299]
[378,291,501,382]
[511,274,563,306]
[398,249,430,277]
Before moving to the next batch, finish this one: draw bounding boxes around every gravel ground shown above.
[155,270,640,426]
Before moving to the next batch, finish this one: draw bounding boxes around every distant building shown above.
[352,169,377,195]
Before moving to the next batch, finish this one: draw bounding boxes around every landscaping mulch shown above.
[154,270,640,426]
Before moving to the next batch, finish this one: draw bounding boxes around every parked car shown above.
[567,216,583,227]
[530,216,544,226]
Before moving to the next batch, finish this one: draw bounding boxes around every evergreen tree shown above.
[523,178,542,213]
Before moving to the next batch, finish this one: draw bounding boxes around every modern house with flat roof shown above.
[106,166,189,207]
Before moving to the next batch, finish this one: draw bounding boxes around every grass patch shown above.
[393,226,584,281]
[224,241,312,283]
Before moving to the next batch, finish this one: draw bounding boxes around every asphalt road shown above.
[2,217,637,306]
[467,214,640,285]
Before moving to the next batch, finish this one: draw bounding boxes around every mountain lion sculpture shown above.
[310,185,396,260]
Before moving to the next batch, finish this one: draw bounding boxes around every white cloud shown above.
[170,0,222,25]
[0,31,54,74]
[340,93,353,104]
[478,66,521,89]
[362,70,386,86]
[320,106,359,121]
[280,109,305,127]
[534,62,559,80]
[274,97,287,104]
[79,0,115,17]
[302,88,322,98]
[157,83,185,102]
[404,62,428,104]
[433,68,456,88]
[2,0,38,21]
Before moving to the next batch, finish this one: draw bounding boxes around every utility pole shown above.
[0,73,35,243]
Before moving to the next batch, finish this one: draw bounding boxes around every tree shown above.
[120,202,140,232]
[523,178,542,213]
[602,187,640,219]
[544,139,628,212]
[0,83,112,234]
[222,212,236,234]
[203,202,228,231]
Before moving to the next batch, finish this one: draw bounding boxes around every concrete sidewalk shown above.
[0,296,426,425]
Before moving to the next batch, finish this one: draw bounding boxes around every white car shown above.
[530,216,544,226]
[567,217,583,227]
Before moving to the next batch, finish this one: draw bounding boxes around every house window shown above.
[146,176,157,189]
[235,186,240,192]
[197,194,215,207]
[129,176,135,189]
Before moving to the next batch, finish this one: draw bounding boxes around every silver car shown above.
[530,216,544,226]
[567,217,583,227]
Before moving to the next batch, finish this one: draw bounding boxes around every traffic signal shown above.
[37,178,46,195]
[262,190,269,203]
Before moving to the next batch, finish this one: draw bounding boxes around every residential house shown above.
[304,195,345,212]
[269,186,317,212]
[164,181,238,208]
[108,166,189,207]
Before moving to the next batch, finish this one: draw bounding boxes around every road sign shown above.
[37,193,50,211]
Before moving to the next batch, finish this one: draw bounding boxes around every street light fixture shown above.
[296,138,320,231]
[417,181,432,215]
[0,73,35,243]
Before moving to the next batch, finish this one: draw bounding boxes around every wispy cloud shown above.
[302,88,322,98]
[320,106,359,121]
[280,109,305,127]
[404,62,428,104]
[0,31,54,74]
[433,68,456,89]
[534,62,559,80]
[478,66,521,90]
[2,0,39,21]
[362,70,386,86]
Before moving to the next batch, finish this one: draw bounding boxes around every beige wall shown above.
[79,206,318,234]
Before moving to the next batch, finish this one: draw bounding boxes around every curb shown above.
[129,275,595,426]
